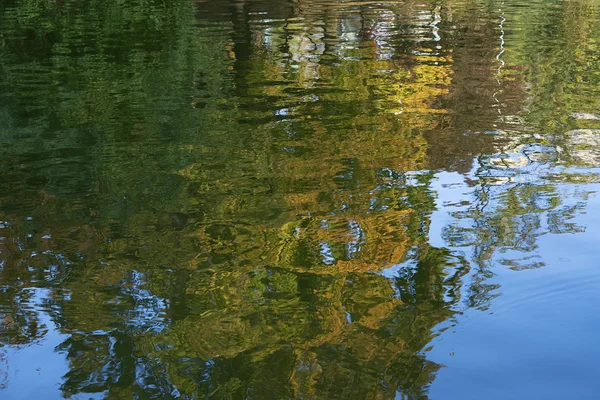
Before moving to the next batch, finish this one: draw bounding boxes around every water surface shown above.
[1,0,600,398]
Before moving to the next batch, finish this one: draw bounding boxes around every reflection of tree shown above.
[505,0,600,132]
[1,0,598,398]
[0,1,467,396]
[444,178,587,267]
[428,0,600,311]
[149,243,468,399]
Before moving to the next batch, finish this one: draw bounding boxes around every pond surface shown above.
[1,0,600,398]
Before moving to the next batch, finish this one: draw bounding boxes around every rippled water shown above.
[1,0,600,398]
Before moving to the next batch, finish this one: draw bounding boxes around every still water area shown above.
[1,0,600,398]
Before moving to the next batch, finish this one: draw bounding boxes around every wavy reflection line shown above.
[493,2,506,116]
